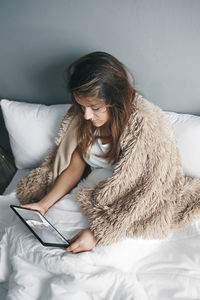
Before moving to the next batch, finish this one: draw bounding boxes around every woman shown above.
[17,51,200,254]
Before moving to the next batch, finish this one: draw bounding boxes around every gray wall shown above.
[1,0,200,151]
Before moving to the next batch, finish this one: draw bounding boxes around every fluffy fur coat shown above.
[16,93,200,246]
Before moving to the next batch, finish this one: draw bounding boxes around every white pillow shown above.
[1,99,70,169]
[1,99,200,179]
[165,111,200,178]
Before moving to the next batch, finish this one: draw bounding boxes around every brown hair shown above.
[67,51,136,164]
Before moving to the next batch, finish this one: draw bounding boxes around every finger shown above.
[66,241,80,252]
[72,247,92,254]
[20,204,33,209]
[71,246,82,254]
[71,244,90,254]
[20,205,32,210]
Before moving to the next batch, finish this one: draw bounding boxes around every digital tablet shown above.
[10,205,70,248]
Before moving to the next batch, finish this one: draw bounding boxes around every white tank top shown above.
[83,138,115,171]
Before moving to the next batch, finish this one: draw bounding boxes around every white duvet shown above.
[1,168,200,300]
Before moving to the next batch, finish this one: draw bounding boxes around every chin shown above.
[92,121,101,127]
[91,120,108,127]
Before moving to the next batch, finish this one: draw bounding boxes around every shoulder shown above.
[134,93,166,121]
[132,93,173,133]
[120,93,175,148]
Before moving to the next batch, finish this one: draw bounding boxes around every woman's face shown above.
[74,94,110,127]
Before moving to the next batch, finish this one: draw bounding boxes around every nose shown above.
[84,107,93,120]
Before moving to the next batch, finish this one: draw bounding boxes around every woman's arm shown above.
[21,147,86,214]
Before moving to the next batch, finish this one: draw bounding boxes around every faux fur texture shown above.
[16,94,200,246]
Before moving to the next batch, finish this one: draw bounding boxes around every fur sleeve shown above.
[76,100,183,245]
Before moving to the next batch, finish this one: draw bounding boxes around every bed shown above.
[0,98,200,300]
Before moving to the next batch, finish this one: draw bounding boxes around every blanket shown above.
[1,169,200,299]
[16,93,200,245]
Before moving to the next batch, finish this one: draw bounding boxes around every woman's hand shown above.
[66,228,98,254]
[20,202,47,216]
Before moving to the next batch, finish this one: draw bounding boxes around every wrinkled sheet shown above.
[1,168,200,300]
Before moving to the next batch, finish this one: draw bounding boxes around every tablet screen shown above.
[11,205,69,247]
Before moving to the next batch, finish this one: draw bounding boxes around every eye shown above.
[92,107,100,111]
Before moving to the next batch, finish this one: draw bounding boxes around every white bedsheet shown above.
[1,169,200,299]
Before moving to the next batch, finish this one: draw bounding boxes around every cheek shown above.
[100,111,110,123]
[105,111,110,122]
[94,110,110,124]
